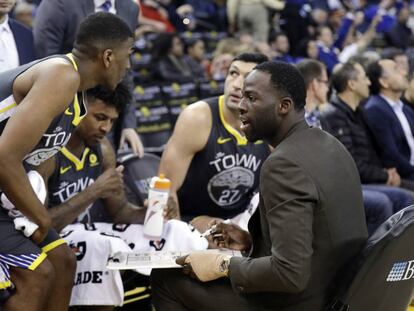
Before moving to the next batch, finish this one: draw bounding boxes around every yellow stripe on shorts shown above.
[28,252,47,271]
[41,238,67,254]
[0,280,11,289]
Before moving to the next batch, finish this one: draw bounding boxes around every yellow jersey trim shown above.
[65,53,86,126]
[41,238,67,253]
[65,53,78,71]
[218,95,247,146]
[71,94,83,126]
[60,147,90,171]
[0,280,11,290]
[28,252,47,271]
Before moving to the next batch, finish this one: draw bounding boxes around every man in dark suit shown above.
[33,0,144,156]
[33,0,138,58]
[365,59,414,180]
[151,61,368,310]
[0,0,36,72]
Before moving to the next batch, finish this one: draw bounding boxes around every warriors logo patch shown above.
[207,167,254,207]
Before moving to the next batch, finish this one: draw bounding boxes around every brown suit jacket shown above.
[229,120,368,310]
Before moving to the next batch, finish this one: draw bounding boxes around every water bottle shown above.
[143,174,171,240]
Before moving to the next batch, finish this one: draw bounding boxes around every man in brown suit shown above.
[151,61,368,310]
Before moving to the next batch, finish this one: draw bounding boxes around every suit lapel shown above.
[377,95,406,136]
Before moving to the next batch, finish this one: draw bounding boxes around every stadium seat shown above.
[134,84,172,152]
[328,205,414,311]
[198,79,225,99]
[161,81,198,126]
[117,152,161,206]
[202,31,227,57]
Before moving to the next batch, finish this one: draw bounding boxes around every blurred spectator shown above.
[316,25,340,73]
[381,48,410,77]
[348,51,381,71]
[328,8,346,32]
[13,1,34,28]
[311,7,329,26]
[402,73,414,111]
[210,53,233,80]
[321,61,414,234]
[359,0,399,35]
[269,32,297,63]
[280,1,311,54]
[227,0,285,42]
[210,37,252,80]
[237,31,254,46]
[297,59,329,128]
[138,0,177,32]
[338,11,380,63]
[0,0,35,73]
[297,38,319,60]
[254,41,274,60]
[153,33,193,82]
[365,59,414,180]
[183,38,207,81]
[386,2,412,49]
[184,0,228,32]
[139,0,226,33]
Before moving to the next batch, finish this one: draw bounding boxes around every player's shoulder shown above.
[35,57,80,87]
[177,100,212,128]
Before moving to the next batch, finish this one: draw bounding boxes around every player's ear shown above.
[102,49,114,68]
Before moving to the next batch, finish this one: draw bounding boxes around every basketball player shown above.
[36,82,207,309]
[0,12,134,311]
[159,53,270,232]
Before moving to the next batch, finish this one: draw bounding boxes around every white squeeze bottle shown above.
[143,174,171,240]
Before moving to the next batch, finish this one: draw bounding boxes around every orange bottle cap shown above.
[154,174,171,189]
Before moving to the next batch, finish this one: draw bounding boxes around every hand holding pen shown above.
[204,219,253,251]
[201,219,231,238]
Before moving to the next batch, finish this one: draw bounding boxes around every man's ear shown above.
[102,49,113,69]
[379,77,388,89]
[348,79,356,91]
[278,97,293,114]
[310,79,318,94]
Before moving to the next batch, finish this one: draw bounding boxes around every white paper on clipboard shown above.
[107,249,242,270]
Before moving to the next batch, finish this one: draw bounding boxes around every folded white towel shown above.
[1,170,46,237]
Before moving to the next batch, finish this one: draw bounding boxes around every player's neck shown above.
[222,103,243,134]
[65,134,85,158]
[71,51,100,91]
